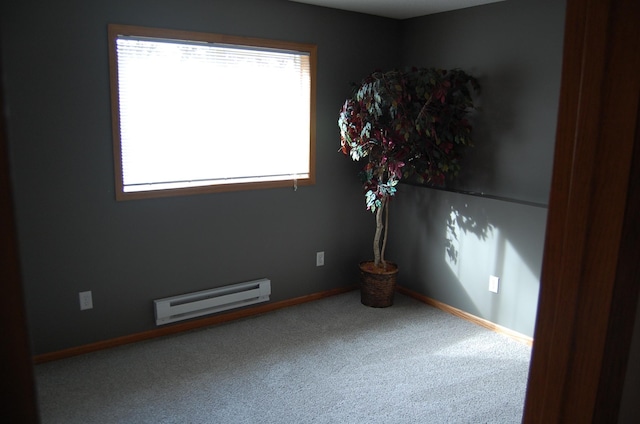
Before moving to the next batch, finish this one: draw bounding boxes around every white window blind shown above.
[110,27,314,197]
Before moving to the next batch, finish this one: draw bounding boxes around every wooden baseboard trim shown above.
[396,286,534,347]
[33,285,358,364]
[34,284,531,363]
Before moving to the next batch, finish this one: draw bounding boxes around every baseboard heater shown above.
[154,278,271,326]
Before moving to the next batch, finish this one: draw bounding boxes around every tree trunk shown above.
[373,196,386,267]
[381,198,389,268]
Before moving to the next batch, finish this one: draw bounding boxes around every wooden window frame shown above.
[108,24,317,200]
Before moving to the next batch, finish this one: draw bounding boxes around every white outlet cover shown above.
[316,251,325,266]
[489,276,500,293]
[79,291,93,310]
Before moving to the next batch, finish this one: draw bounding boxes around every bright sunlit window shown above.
[108,24,316,200]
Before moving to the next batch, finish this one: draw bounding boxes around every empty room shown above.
[2,0,639,422]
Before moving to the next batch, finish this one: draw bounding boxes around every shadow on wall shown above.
[388,184,547,337]
[454,64,524,195]
[445,197,493,266]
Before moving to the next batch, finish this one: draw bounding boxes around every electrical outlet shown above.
[316,251,325,267]
[79,291,93,310]
[489,276,500,293]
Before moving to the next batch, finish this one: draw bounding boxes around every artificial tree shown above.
[338,67,479,272]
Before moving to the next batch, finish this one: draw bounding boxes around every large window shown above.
[108,24,316,200]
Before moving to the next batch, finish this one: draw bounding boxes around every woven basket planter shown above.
[359,261,399,307]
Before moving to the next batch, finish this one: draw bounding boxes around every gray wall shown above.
[1,0,401,354]
[2,0,565,354]
[387,0,565,337]
[401,0,564,205]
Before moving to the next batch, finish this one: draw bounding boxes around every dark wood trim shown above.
[397,286,533,346]
[593,81,640,423]
[0,36,40,422]
[523,0,640,422]
[34,286,357,364]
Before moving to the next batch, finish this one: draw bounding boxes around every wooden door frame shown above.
[0,0,638,422]
[523,0,640,422]
[0,36,40,422]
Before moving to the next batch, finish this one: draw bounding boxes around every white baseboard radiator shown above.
[154,278,271,326]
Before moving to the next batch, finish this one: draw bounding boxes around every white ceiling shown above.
[288,0,507,20]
